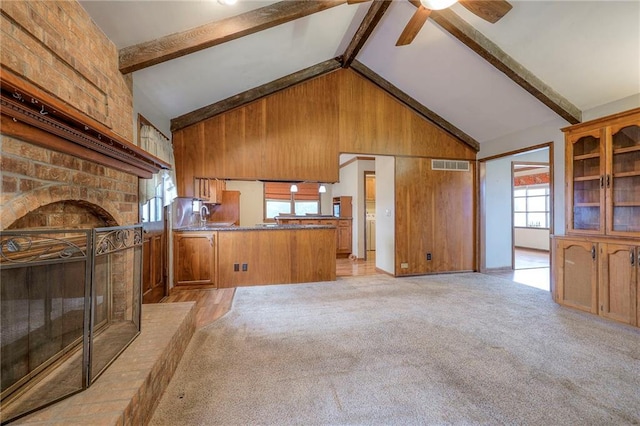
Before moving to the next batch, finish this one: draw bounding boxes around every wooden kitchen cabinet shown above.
[194,178,226,204]
[565,108,640,237]
[553,236,639,326]
[337,219,352,257]
[173,231,216,288]
[216,228,335,288]
[599,243,638,326]
[553,108,640,328]
[553,237,598,314]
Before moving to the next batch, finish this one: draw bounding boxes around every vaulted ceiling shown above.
[80,0,639,145]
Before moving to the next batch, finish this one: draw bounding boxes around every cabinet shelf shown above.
[573,152,600,160]
[574,203,600,207]
[613,171,640,178]
[613,145,640,154]
[613,202,640,207]
[573,175,600,182]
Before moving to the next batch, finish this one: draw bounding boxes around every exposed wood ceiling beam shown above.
[350,60,480,151]
[119,0,347,74]
[429,8,581,124]
[341,0,392,68]
[171,58,342,132]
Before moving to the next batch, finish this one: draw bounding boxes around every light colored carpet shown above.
[150,273,640,425]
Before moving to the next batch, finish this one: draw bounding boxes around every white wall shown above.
[482,147,552,269]
[583,94,640,121]
[133,80,172,142]
[224,180,263,226]
[375,156,395,274]
[514,228,549,251]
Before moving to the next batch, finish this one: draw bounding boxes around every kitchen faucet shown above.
[200,204,209,225]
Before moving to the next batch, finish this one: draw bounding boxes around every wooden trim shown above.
[429,8,581,125]
[119,0,347,74]
[478,141,552,163]
[560,107,640,133]
[171,59,342,132]
[341,0,392,68]
[1,68,169,176]
[350,60,480,152]
[1,115,153,178]
[340,156,376,168]
[138,114,170,142]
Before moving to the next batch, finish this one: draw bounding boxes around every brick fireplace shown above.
[0,2,175,422]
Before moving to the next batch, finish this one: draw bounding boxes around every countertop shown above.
[173,224,336,232]
[274,215,352,220]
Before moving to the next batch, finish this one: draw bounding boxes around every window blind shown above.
[264,182,319,201]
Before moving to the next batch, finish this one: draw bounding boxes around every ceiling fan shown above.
[348,0,512,46]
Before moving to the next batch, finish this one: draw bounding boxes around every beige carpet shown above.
[150,273,640,425]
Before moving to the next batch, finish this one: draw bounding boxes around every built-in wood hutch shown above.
[553,107,640,328]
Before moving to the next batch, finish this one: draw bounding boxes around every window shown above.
[264,182,319,220]
[141,179,163,223]
[514,184,550,228]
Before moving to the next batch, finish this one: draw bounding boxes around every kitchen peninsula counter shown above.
[172,224,336,290]
[174,223,336,232]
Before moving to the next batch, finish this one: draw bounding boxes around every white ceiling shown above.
[80,0,640,144]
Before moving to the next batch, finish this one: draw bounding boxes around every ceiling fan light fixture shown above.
[217,0,237,5]
[420,0,458,10]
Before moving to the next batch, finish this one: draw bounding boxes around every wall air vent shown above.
[431,159,470,171]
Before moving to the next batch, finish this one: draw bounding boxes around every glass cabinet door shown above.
[569,130,604,233]
[609,124,640,235]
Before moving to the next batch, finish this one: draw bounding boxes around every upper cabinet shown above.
[564,108,640,238]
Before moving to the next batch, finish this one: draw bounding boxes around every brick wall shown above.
[1,0,133,140]
[0,0,139,228]
[1,134,138,229]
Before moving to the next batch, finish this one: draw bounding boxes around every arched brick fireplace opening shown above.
[6,199,118,230]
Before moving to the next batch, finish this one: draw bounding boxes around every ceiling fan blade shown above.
[347,0,372,4]
[459,0,512,23]
[396,6,432,46]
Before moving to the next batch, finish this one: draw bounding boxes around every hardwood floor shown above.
[337,254,379,277]
[485,248,551,291]
[514,247,549,270]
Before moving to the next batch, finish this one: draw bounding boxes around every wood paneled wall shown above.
[395,157,475,275]
[338,71,474,159]
[172,68,475,195]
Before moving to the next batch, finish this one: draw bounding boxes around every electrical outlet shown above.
[426,253,432,261]
[401,262,409,269]
[242,263,248,272]
[234,263,239,272]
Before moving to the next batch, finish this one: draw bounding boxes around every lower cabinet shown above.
[553,236,638,327]
[173,232,216,288]
[216,228,336,288]
[599,243,638,325]
[336,219,352,257]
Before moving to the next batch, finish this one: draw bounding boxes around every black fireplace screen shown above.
[0,225,142,424]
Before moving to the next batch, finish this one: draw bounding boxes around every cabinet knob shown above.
[591,245,596,260]
[600,175,604,189]
[631,250,636,266]
[606,174,611,188]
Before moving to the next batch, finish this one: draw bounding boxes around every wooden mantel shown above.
[0,69,169,178]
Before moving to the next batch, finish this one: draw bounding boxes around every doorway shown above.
[480,143,553,291]
[512,162,551,271]
[364,172,376,261]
